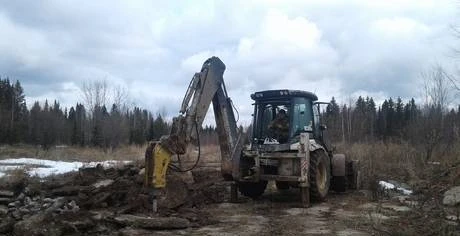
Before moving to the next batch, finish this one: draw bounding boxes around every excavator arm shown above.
[145,57,241,191]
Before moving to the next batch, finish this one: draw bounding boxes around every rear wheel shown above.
[331,176,347,192]
[310,151,331,201]
[238,181,268,199]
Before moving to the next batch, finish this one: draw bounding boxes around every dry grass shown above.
[170,144,221,171]
[0,167,35,194]
[2,141,458,187]
[0,144,147,162]
[334,141,460,235]
[335,141,460,189]
[199,145,221,163]
[336,142,420,188]
[173,141,460,187]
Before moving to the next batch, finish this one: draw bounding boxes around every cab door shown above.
[313,103,331,151]
[290,97,313,138]
[312,103,321,140]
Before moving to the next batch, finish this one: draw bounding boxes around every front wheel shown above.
[238,181,267,199]
[310,151,331,201]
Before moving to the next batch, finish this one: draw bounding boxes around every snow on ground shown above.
[0,158,131,178]
[379,180,413,195]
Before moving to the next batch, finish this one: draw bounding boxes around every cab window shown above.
[291,97,313,137]
[253,102,289,141]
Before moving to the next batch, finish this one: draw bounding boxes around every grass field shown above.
[335,141,460,189]
[1,141,458,188]
[0,144,147,162]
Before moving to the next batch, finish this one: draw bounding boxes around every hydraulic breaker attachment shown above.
[144,142,172,188]
[144,142,172,213]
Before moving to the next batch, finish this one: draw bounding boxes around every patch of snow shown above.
[336,229,369,236]
[0,158,131,178]
[427,161,440,165]
[92,179,115,188]
[367,212,392,220]
[304,228,331,235]
[446,215,458,221]
[381,203,411,212]
[379,180,413,195]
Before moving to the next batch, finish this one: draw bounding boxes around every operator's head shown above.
[278,109,286,118]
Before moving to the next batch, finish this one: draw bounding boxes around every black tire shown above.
[331,176,347,192]
[238,181,268,199]
[275,181,290,190]
[310,151,331,201]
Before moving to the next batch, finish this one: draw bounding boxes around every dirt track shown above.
[149,183,414,236]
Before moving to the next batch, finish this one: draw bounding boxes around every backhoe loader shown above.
[145,57,359,210]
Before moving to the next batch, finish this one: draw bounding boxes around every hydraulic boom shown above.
[144,57,241,200]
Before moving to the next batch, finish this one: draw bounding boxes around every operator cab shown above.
[251,89,324,147]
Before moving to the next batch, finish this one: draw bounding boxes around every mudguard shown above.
[308,139,326,153]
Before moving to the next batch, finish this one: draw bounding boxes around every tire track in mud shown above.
[195,190,372,236]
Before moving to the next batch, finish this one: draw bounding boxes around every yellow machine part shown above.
[145,144,172,188]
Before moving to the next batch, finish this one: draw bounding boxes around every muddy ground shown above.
[0,163,458,236]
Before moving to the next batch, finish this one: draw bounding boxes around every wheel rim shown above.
[316,161,327,191]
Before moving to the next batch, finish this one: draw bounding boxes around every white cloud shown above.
[372,17,431,39]
[179,9,343,124]
[0,0,457,126]
[259,10,321,51]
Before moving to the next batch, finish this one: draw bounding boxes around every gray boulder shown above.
[14,214,62,236]
[114,214,190,229]
[0,205,8,216]
[0,190,14,198]
[443,186,460,206]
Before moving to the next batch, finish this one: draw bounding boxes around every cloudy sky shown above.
[0,0,458,125]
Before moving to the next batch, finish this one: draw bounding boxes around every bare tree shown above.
[452,21,460,55]
[112,85,129,111]
[82,80,109,113]
[421,66,452,111]
[80,80,133,150]
[418,65,454,160]
[449,21,460,91]
[345,96,355,143]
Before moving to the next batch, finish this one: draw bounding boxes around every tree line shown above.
[324,97,458,161]
[324,66,459,160]
[1,68,459,160]
[0,77,170,150]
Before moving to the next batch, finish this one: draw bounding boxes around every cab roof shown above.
[251,89,318,101]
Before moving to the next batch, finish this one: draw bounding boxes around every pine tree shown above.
[324,97,340,142]
[394,97,404,135]
[29,102,42,145]
[68,107,78,145]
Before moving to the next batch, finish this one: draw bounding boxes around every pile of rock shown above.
[0,190,14,213]
[0,187,83,233]
[0,164,225,235]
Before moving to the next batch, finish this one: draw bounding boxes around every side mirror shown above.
[320,124,327,131]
